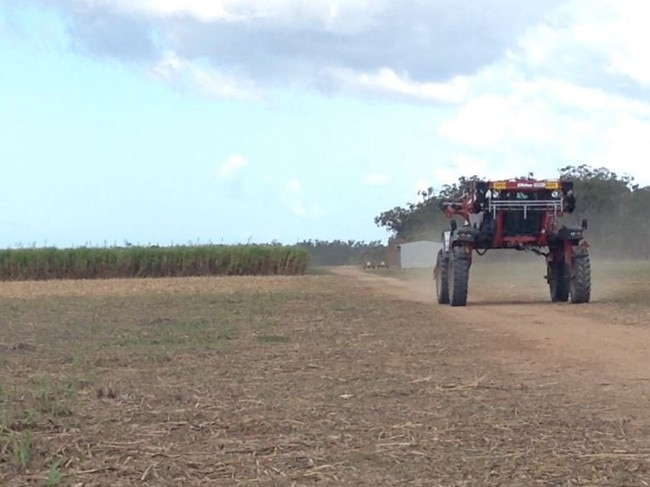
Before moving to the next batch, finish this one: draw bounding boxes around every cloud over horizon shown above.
[13,0,569,101]
[216,154,248,179]
[6,0,650,104]
[362,173,391,186]
[281,179,323,218]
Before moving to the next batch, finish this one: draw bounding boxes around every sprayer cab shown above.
[434,178,590,307]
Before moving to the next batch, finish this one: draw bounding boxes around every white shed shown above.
[397,240,442,269]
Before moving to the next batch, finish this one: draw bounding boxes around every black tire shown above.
[434,250,449,304]
[449,247,470,307]
[570,247,591,304]
[549,259,569,302]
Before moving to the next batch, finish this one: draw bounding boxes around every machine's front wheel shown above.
[570,247,591,304]
[434,250,449,304]
[449,247,470,307]
[548,259,569,302]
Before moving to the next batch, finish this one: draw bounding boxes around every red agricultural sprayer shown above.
[434,178,591,306]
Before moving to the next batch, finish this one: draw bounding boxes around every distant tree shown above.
[374,175,483,240]
[373,188,442,240]
[557,164,645,257]
[437,175,485,200]
[296,239,386,266]
[559,164,635,215]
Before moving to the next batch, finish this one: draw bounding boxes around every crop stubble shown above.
[0,268,649,486]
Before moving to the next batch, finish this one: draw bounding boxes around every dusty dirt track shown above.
[333,266,650,382]
[332,266,650,484]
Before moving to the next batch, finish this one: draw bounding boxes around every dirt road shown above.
[332,265,650,384]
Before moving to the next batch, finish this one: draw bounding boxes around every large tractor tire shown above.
[570,247,591,304]
[449,247,470,307]
[548,259,569,302]
[434,250,449,304]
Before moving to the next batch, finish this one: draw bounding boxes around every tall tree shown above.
[558,164,643,257]
[374,187,448,240]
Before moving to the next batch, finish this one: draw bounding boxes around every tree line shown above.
[374,164,650,259]
[296,239,386,266]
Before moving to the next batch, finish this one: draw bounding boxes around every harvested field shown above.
[1,261,650,486]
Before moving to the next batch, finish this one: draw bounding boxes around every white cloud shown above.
[151,50,182,80]
[282,179,322,218]
[434,33,650,183]
[439,96,509,147]
[432,154,517,186]
[589,115,650,181]
[538,79,641,113]
[285,179,302,192]
[567,0,650,86]
[438,90,554,148]
[431,7,650,184]
[455,154,487,177]
[191,67,261,101]
[87,0,386,32]
[362,173,390,186]
[45,0,568,103]
[283,179,307,216]
[331,68,468,103]
[86,0,234,22]
[151,52,262,101]
[513,0,650,89]
[216,155,247,179]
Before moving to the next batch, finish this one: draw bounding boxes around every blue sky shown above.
[2,1,650,248]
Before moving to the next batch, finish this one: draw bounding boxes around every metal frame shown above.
[487,199,563,220]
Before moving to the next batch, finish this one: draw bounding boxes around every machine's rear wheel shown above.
[570,247,591,304]
[434,250,449,304]
[449,247,470,307]
[549,259,569,302]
